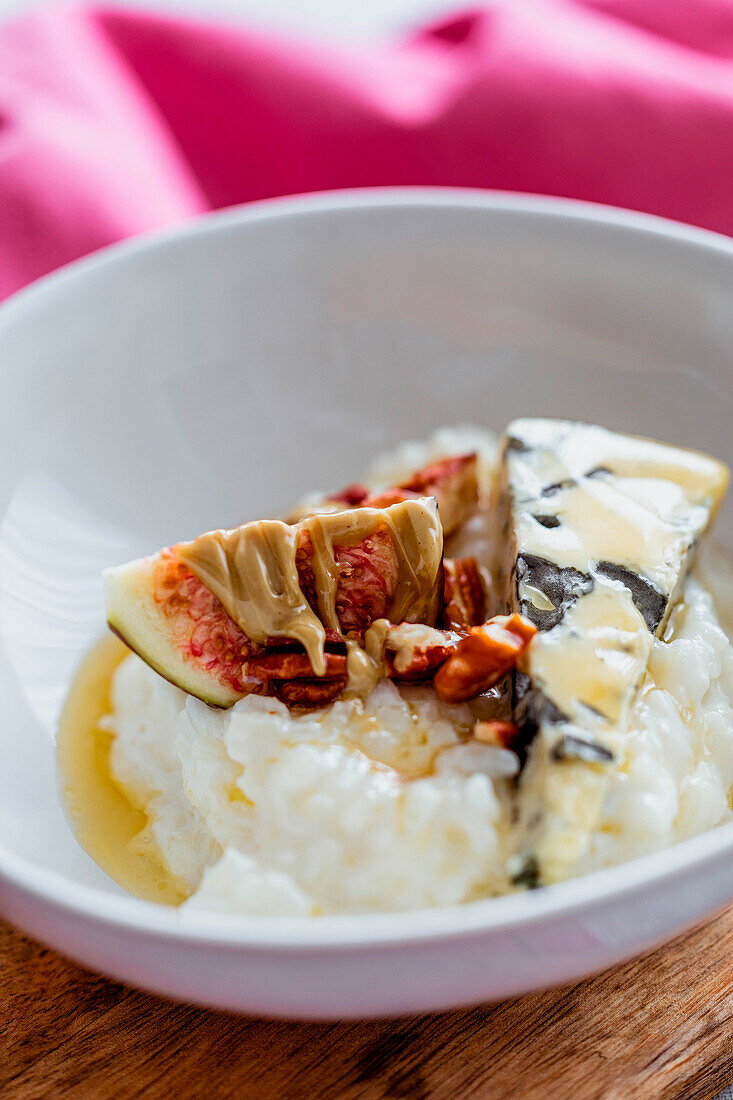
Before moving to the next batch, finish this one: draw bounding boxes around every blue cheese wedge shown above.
[499,419,729,887]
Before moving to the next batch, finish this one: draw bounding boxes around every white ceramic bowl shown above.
[1,189,733,1019]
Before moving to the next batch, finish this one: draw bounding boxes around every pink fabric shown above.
[1,1,733,299]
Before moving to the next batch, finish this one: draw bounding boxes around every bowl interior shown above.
[1,190,732,904]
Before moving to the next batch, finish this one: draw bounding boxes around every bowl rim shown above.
[3,184,733,950]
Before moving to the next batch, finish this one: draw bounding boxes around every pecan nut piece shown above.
[325,483,370,506]
[382,622,456,682]
[275,678,348,708]
[244,651,347,682]
[473,720,522,750]
[433,614,537,703]
[242,649,348,707]
[442,557,487,630]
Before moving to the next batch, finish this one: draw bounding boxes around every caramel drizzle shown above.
[177,499,442,679]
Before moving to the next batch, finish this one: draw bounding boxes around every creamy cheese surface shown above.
[505,419,728,620]
[501,419,730,885]
[527,581,651,731]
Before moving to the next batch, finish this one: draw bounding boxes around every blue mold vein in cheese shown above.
[499,419,729,886]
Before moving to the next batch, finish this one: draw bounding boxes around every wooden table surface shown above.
[3,909,733,1099]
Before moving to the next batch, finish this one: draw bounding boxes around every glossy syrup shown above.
[57,634,187,906]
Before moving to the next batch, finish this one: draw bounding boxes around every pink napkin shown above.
[2,0,733,300]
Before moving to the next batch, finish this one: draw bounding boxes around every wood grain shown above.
[3,911,733,1100]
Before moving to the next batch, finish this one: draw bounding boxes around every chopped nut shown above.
[325,483,370,506]
[244,651,347,681]
[473,719,521,749]
[443,557,487,629]
[383,622,455,680]
[433,614,537,703]
[275,678,347,708]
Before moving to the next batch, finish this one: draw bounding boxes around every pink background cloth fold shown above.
[1,0,733,299]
